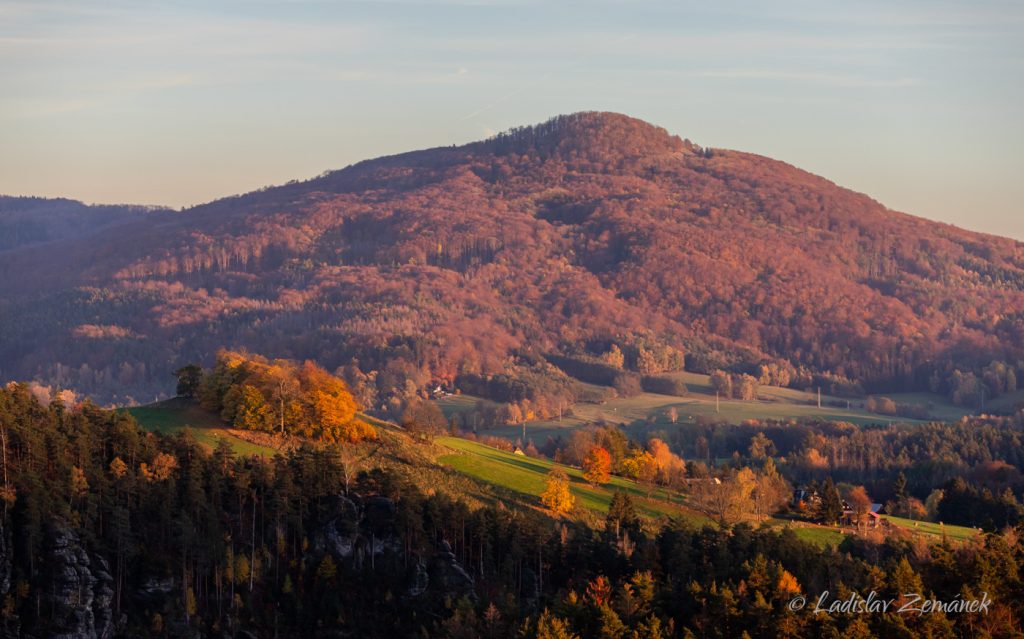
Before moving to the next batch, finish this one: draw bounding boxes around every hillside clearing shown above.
[127,402,981,546]
[436,436,709,524]
[883,515,979,541]
[435,370,965,445]
[128,399,284,456]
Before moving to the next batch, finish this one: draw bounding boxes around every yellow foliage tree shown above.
[621,451,658,490]
[535,609,579,639]
[234,384,274,431]
[140,452,178,482]
[777,569,801,596]
[541,467,575,516]
[109,457,128,479]
[70,466,89,498]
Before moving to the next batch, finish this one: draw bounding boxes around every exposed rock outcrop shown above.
[428,540,476,601]
[43,523,114,639]
[91,556,115,639]
[314,493,404,569]
[407,559,429,597]
[0,523,18,638]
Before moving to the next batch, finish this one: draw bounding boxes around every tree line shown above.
[182,350,376,443]
[3,382,1024,637]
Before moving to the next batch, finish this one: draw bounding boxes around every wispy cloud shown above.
[429,30,952,61]
[687,68,922,89]
[0,7,371,59]
[787,1,1024,29]
[0,72,198,118]
[320,65,473,85]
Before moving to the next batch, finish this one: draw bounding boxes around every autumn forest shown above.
[1,112,1023,638]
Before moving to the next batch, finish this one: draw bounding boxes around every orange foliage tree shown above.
[582,446,612,485]
[648,438,686,488]
[199,350,375,443]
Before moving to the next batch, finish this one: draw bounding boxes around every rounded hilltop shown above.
[477,111,695,160]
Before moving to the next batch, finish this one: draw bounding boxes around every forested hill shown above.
[1,112,1022,404]
[5,381,1024,638]
[0,196,162,252]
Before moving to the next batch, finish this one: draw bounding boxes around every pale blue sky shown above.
[1,0,1022,238]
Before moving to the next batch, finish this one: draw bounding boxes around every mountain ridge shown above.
[0,112,1021,407]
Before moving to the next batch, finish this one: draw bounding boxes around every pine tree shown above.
[894,471,908,501]
[893,471,910,519]
[606,492,640,538]
[174,364,204,398]
[817,477,844,525]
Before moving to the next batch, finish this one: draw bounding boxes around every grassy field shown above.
[986,388,1024,414]
[879,391,974,422]
[436,369,965,446]
[768,515,979,545]
[128,399,980,545]
[883,515,979,541]
[435,432,984,548]
[780,524,847,547]
[437,437,863,547]
[436,436,709,524]
[126,398,279,456]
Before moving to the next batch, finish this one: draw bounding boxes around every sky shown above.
[1,0,1022,239]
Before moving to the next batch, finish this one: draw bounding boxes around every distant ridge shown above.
[0,196,164,252]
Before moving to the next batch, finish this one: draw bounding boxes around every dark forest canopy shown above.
[1,112,1022,405]
[4,382,1024,637]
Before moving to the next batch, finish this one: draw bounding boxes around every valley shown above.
[124,396,980,551]
[436,369,976,445]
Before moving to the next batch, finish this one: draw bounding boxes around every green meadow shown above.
[436,436,708,524]
[126,398,278,457]
[437,437,861,547]
[883,515,979,542]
